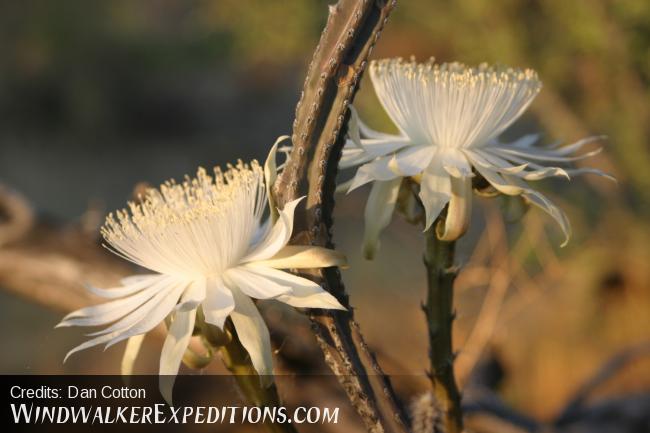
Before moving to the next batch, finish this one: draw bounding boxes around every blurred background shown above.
[0,0,648,430]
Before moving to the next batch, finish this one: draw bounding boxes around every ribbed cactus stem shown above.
[423,228,463,433]
[272,1,409,433]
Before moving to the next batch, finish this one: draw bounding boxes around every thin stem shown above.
[198,312,298,433]
[423,227,463,433]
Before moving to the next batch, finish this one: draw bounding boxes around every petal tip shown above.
[62,351,75,364]
[362,244,377,260]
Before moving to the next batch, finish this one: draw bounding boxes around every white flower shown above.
[342,58,612,258]
[57,155,345,404]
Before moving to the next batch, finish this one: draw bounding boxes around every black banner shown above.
[2,375,347,432]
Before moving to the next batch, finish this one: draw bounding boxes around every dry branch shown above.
[0,188,125,313]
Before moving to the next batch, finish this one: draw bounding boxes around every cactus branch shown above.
[273,1,410,433]
[423,228,463,433]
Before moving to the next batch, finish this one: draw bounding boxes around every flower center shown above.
[102,162,267,279]
[369,58,542,150]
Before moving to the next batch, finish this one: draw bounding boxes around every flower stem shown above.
[199,314,297,433]
[423,227,464,433]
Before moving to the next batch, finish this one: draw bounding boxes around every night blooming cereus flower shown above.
[342,58,612,258]
[57,153,346,404]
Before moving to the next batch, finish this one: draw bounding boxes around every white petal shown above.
[348,156,400,192]
[229,288,273,386]
[120,274,159,287]
[347,164,377,191]
[473,152,573,245]
[523,192,571,246]
[277,290,345,310]
[340,138,411,169]
[361,178,402,260]
[564,167,616,182]
[237,265,345,309]
[352,105,404,141]
[492,145,602,163]
[467,149,529,174]
[490,149,614,182]
[335,178,355,194]
[341,105,409,169]
[419,157,452,230]
[224,267,291,299]
[361,138,412,156]
[503,175,571,246]
[547,135,606,155]
[203,277,235,329]
[254,245,347,269]
[438,176,472,241]
[470,149,569,180]
[64,332,127,363]
[242,197,303,263]
[121,334,145,377]
[250,217,272,247]
[504,133,540,148]
[494,150,613,181]
[63,282,182,361]
[86,274,163,299]
[441,149,473,178]
[472,164,526,196]
[176,279,206,312]
[517,166,569,181]
[86,280,188,337]
[390,145,435,176]
[159,308,197,406]
[57,276,175,327]
[340,145,368,169]
[345,104,408,157]
[102,284,186,350]
[347,105,364,149]
[240,264,322,290]
[265,136,290,223]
